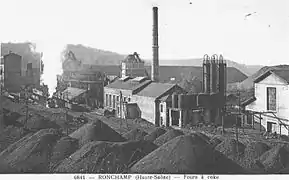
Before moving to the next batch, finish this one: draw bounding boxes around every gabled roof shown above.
[136,83,179,99]
[105,79,152,92]
[62,87,87,100]
[254,69,289,84]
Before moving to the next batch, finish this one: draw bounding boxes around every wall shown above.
[4,54,23,92]
[246,73,289,135]
[159,101,167,126]
[121,62,146,78]
[132,95,156,124]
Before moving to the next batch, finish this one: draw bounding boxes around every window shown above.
[106,94,108,107]
[160,117,163,126]
[127,97,130,102]
[267,87,276,111]
[113,95,116,108]
[109,94,112,107]
[160,104,163,112]
[116,96,119,102]
[124,97,127,102]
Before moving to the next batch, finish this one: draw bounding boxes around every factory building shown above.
[60,51,109,108]
[168,54,227,128]
[121,52,147,78]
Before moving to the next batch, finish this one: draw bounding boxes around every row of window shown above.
[105,93,131,109]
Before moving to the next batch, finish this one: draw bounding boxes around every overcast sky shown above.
[0,0,288,92]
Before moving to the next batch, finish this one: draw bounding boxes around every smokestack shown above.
[152,6,159,82]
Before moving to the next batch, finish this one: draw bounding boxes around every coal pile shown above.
[69,120,126,146]
[0,126,31,152]
[209,137,222,148]
[122,128,148,141]
[144,127,167,142]
[0,128,61,173]
[130,135,246,174]
[20,115,60,132]
[49,136,79,171]
[153,129,184,146]
[54,140,157,173]
[242,142,270,169]
[259,145,289,173]
[54,141,110,173]
[215,138,246,161]
[98,140,158,173]
[194,132,210,143]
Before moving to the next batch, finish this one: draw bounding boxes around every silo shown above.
[210,55,218,93]
[178,94,185,109]
[203,55,210,93]
[172,93,178,108]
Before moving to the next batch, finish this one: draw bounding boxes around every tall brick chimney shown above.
[152,6,159,82]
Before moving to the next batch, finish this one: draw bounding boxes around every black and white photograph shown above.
[0,0,289,177]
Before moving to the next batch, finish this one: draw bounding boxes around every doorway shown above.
[267,121,276,133]
[171,110,179,126]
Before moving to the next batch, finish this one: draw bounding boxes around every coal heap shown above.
[242,142,270,169]
[144,127,167,142]
[0,128,61,173]
[55,140,157,173]
[153,129,184,146]
[130,135,246,174]
[215,138,246,161]
[49,136,79,171]
[209,137,222,148]
[69,120,126,146]
[259,145,289,173]
[123,128,148,141]
[0,126,31,152]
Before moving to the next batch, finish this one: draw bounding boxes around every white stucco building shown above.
[245,69,289,135]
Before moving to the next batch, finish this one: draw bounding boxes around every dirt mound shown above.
[242,142,270,169]
[54,140,157,173]
[144,128,167,142]
[215,138,246,161]
[259,145,289,173]
[194,132,210,143]
[122,128,148,141]
[153,129,184,146]
[130,135,246,174]
[49,136,79,171]
[0,128,61,173]
[98,140,158,173]
[21,115,60,132]
[69,120,126,146]
[209,137,222,148]
[0,126,31,152]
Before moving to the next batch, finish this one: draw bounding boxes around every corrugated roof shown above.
[136,83,177,98]
[105,79,152,92]
[272,69,289,83]
[62,87,87,100]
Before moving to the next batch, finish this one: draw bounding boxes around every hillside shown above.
[228,65,289,92]
[157,59,262,76]
[62,44,126,65]
[82,65,247,85]
[62,44,261,76]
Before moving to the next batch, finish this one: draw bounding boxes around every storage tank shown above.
[172,93,178,108]
[203,55,211,93]
[210,55,218,93]
[178,94,185,109]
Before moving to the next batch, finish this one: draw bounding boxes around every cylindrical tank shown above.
[210,57,218,93]
[203,56,211,93]
[172,93,178,108]
[178,94,185,109]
